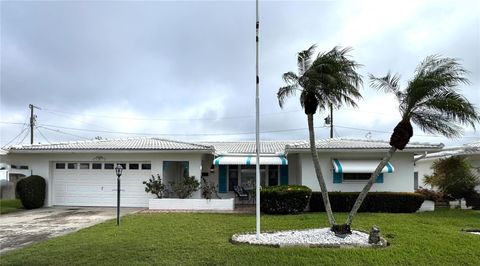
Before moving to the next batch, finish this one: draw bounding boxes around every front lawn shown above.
[1,209,479,265]
[0,199,22,214]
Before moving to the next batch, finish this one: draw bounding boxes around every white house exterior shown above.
[3,137,442,207]
[414,141,480,191]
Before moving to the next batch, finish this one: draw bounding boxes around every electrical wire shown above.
[35,127,51,144]
[1,126,28,148]
[38,126,91,140]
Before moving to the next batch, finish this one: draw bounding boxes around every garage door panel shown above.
[53,162,152,207]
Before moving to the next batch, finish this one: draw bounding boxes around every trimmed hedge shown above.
[16,175,46,209]
[466,193,480,210]
[261,185,312,214]
[310,192,425,213]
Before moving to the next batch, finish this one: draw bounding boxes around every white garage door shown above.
[53,162,152,207]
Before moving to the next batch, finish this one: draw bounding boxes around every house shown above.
[3,137,442,207]
[414,141,480,191]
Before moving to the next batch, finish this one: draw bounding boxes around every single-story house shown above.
[2,137,442,207]
[414,141,480,191]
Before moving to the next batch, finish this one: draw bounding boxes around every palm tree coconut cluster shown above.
[278,47,479,235]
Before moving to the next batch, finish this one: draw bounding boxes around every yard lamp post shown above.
[115,164,123,226]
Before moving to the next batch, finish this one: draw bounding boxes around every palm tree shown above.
[345,55,479,227]
[277,45,362,231]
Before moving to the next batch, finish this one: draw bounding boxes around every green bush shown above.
[310,192,425,213]
[16,175,46,209]
[465,192,480,210]
[170,176,200,199]
[260,185,312,214]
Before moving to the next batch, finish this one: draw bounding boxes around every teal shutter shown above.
[280,165,288,185]
[218,165,227,193]
[375,173,384,183]
[333,170,342,183]
[182,161,189,177]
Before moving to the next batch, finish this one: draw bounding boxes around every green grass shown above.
[0,199,22,214]
[1,209,479,265]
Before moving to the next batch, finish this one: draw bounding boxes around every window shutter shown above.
[280,165,288,185]
[375,173,384,183]
[333,170,342,183]
[218,165,227,193]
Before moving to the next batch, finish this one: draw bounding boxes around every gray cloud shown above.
[1,0,479,147]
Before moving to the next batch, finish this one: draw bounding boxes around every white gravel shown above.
[232,228,386,248]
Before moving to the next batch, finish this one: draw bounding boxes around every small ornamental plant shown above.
[143,174,166,199]
[201,176,219,200]
[170,176,200,199]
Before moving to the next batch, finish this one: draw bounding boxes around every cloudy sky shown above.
[1,0,479,148]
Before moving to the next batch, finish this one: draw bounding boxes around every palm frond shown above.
[277,85,300,108]
[297,44,317,74]
[410,111,463,137]
[369,72,403,100]
[417,90,479,129]
[282,71,299,85]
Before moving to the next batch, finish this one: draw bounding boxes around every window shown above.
[19,165,29,170]
[92,163,102,170]
[67,163,77,169]
[118,163,127,170]
[56,163,66,169]
[343,173,371,181]
[129,163,139,170]
[104,163,114,170]
[268,165,279,186]
[141,163,151,170]
[240,165,266,187]
[228,165,238,191]
[79,163,90,169]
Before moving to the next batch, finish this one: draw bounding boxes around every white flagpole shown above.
[255,0,261,239]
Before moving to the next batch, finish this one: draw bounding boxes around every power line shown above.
[39,126,91,140]
[16,129,30,145]
[37,123,329,136]
[1,126,28,148]
[35,127,50,144]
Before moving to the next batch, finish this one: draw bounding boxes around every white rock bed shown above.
[231,228,387,248]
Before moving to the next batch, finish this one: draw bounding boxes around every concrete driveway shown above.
[0,207,142,253]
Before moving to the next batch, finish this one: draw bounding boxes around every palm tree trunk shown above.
[307,113,336,226]
[345,146,397,226]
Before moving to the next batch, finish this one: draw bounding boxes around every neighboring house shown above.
[3,137,442,207]
[414,141,480,191]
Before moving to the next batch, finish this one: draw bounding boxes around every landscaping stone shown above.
[231,228,388,248]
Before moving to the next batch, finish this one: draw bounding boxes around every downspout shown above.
[414,151,427,166]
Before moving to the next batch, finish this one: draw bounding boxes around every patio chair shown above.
[233,185,250,203]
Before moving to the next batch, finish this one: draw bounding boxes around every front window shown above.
[228,165,238,191]
[343,173,371,181]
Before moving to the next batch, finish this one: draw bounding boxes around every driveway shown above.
[0,207,142,253]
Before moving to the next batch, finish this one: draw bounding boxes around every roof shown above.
[0,149,7,156]
[416,140,480,160]
[8,138,213,152]
[201,141,297,155]
[285,138,443,151]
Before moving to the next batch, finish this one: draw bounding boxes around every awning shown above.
[214,156,287,166]
[332,159,394,174]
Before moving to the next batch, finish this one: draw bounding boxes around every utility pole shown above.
[329,103,333,138]
[29,104,40,144]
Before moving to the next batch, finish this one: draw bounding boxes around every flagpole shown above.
[255,0,261,239]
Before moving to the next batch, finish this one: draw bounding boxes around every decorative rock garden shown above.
[231,228,388,248]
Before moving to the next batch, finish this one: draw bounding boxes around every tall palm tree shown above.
[345,55,479,226]
[278,45,362,231]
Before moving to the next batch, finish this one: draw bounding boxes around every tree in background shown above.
[425,156,479,205]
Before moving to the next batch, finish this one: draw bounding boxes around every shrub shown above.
[260,185,312,214]
[200,176,219,200]
[15,175,46,209]
[170,176,200,199]
[415,187,445,202]
[465,192,480,210]
[310,192,425,213]
[143,174,166,198]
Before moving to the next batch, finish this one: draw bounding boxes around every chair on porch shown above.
[233,185,250,204]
